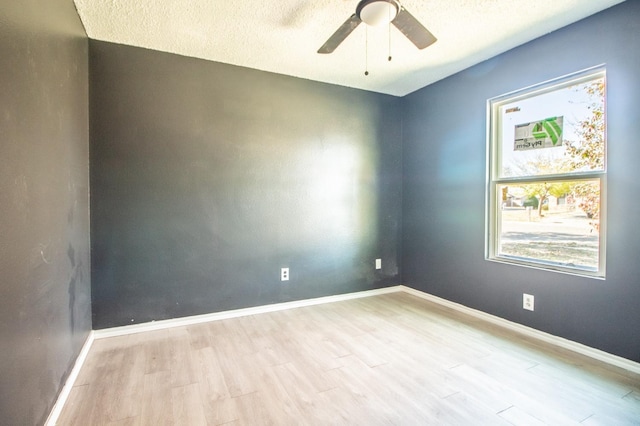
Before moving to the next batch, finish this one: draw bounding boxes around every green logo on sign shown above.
[532,117,563,145]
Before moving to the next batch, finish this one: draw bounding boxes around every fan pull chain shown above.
[388,7,392,61]
[364,26,369,76]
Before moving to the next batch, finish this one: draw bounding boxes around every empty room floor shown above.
[57,292,640,425]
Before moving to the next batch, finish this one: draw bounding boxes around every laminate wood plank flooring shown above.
[57,292,640,425]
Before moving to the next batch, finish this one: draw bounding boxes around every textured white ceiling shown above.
[73,0,624,96]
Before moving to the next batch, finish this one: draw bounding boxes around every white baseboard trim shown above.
[94,286,403,339]
[84,284,639,379]
[399,285,640,376]
[45,330,95,426]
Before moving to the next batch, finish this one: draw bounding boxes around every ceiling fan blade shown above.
[392,7,437,50]
[318,14,362,54]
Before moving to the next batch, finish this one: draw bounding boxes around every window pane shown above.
[497,180,600,271]
[497,78,605,178]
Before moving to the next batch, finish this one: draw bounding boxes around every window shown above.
[487,68,606,278]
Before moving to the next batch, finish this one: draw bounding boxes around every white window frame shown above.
[486,67,607,278]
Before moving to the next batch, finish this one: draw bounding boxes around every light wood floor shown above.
[58,292,640,425]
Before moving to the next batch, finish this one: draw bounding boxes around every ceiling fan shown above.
[318,0,437,54]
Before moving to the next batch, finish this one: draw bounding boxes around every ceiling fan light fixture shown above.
[357,0,399,26]
[317,0,436,54]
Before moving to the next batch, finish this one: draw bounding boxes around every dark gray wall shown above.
[0,0,91,424]
[90,41,402,328]
[402,1,640,362]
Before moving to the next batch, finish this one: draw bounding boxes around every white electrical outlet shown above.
[523,293,534,311]
[281,267,289,281]
[375,258,382,270]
